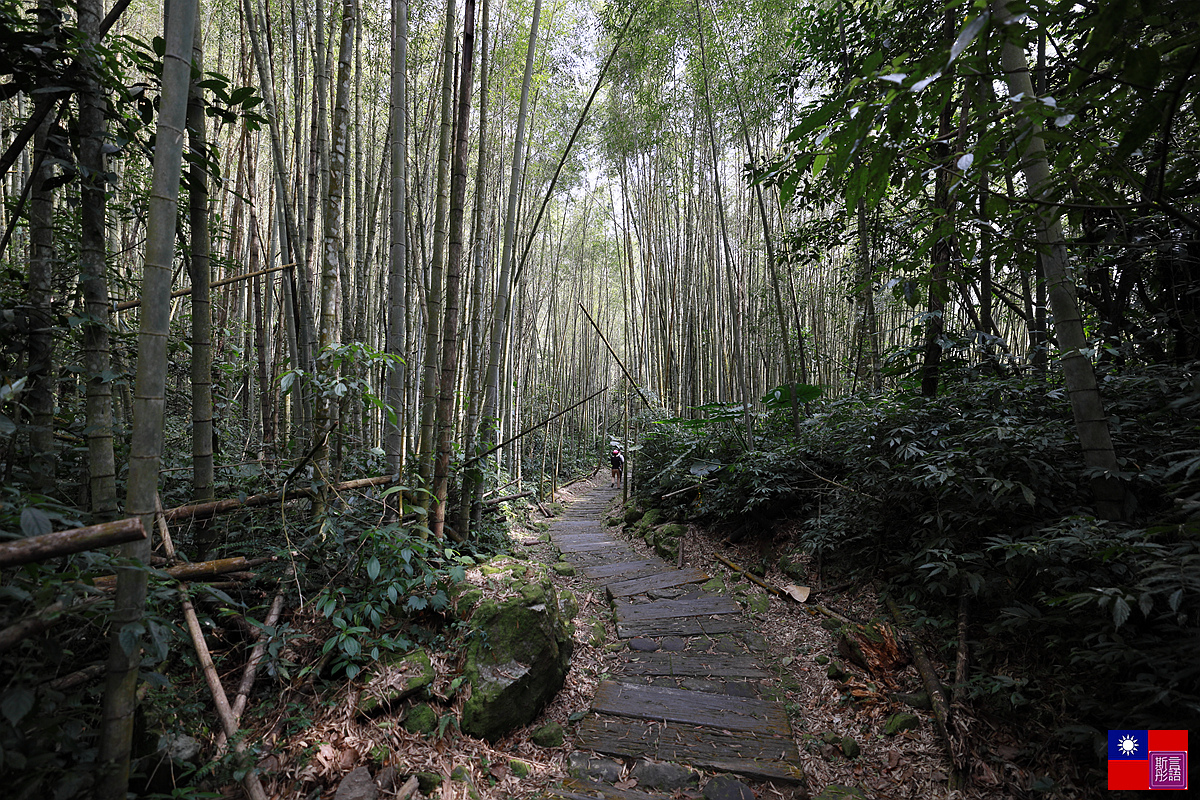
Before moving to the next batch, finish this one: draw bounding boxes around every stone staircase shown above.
[542,484,805,800]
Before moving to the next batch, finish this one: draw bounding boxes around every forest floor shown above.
[239,477,1067,800]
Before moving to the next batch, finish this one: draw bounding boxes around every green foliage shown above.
[280,342,402,426]
[308,513,475,680]
[637,365,1200,731]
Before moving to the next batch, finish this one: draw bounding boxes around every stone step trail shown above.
[541,482,805,800]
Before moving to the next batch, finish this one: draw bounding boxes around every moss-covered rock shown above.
[658,523,686,539]
[509,759,532,778]
[531,721,565,748]
[778,552,806,582]
[415,773,443,793]
[403,703,438,734]
[883,712,920,735]
[558,589,579,620]
[552,561,576,577]
[702,576,726,594]
[623,507,645,525]
[651,533,679,562]
[895,690,932,710]
[460,570,574,742]
[744,593,770,614]
[454,588,484,614]
[356,650,436,717]
[639,508,664,530]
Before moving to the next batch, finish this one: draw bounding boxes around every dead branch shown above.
[215,569,292,753]
[163,474,398,521]
[483,489,535,506]
[0,517,145,568]
[0,595,104,653]
[115,263,293,310]
[45,663,105,692]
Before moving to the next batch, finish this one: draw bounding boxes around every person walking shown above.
[610,448,625,488]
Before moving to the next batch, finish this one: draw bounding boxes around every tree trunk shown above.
[921,10,956,398]
[990,0,1127,519]
[79,0,118,516]
[96,0,196,795]
[313,0,356,494]
[417,0,458,497]
[480,0,541,489]
[458,0,491,538]
[187,14,216,556]
[27,109,55,489]
[432,0,477,540]
[385,0,409,483]
[244,0,311,438]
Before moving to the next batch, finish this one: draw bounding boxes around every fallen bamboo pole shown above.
[180,585,269,800]
[715,554,784,597]
[396,775,420,800]
[662,480,709,499]
[163,474,398,521]
[91,555,275,589]
[115,263,293,310]
[885,596,966,788]
[0,517,145,568]
[483,489,535,506]
[215,568,292,753]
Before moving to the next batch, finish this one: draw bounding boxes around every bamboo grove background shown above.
[0,0,1137,528]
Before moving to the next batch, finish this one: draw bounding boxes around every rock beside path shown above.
[460,570,575,741]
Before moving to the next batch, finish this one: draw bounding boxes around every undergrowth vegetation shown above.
[0,480,516,798]
[637,364,1200,744]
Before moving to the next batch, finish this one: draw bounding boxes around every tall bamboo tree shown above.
[78,0,118,516]
[96,0,197,794]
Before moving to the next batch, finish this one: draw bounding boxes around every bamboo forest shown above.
[1,0,1196,797]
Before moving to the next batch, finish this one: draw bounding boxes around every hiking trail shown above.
[542,481,805,799]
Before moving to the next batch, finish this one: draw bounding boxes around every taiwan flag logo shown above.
[1108,729,1188,790]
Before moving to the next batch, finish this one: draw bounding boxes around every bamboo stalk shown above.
[483,489,535,506]
[885,596,966,788]
[90,556,275,589]
[162,474,398,521]
[0,517,145,568]
[114,263,293,310]
[180,585,268,800]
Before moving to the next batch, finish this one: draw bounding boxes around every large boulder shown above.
[460,570,575,741]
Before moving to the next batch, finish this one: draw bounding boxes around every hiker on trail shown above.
[610,448,625,488]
